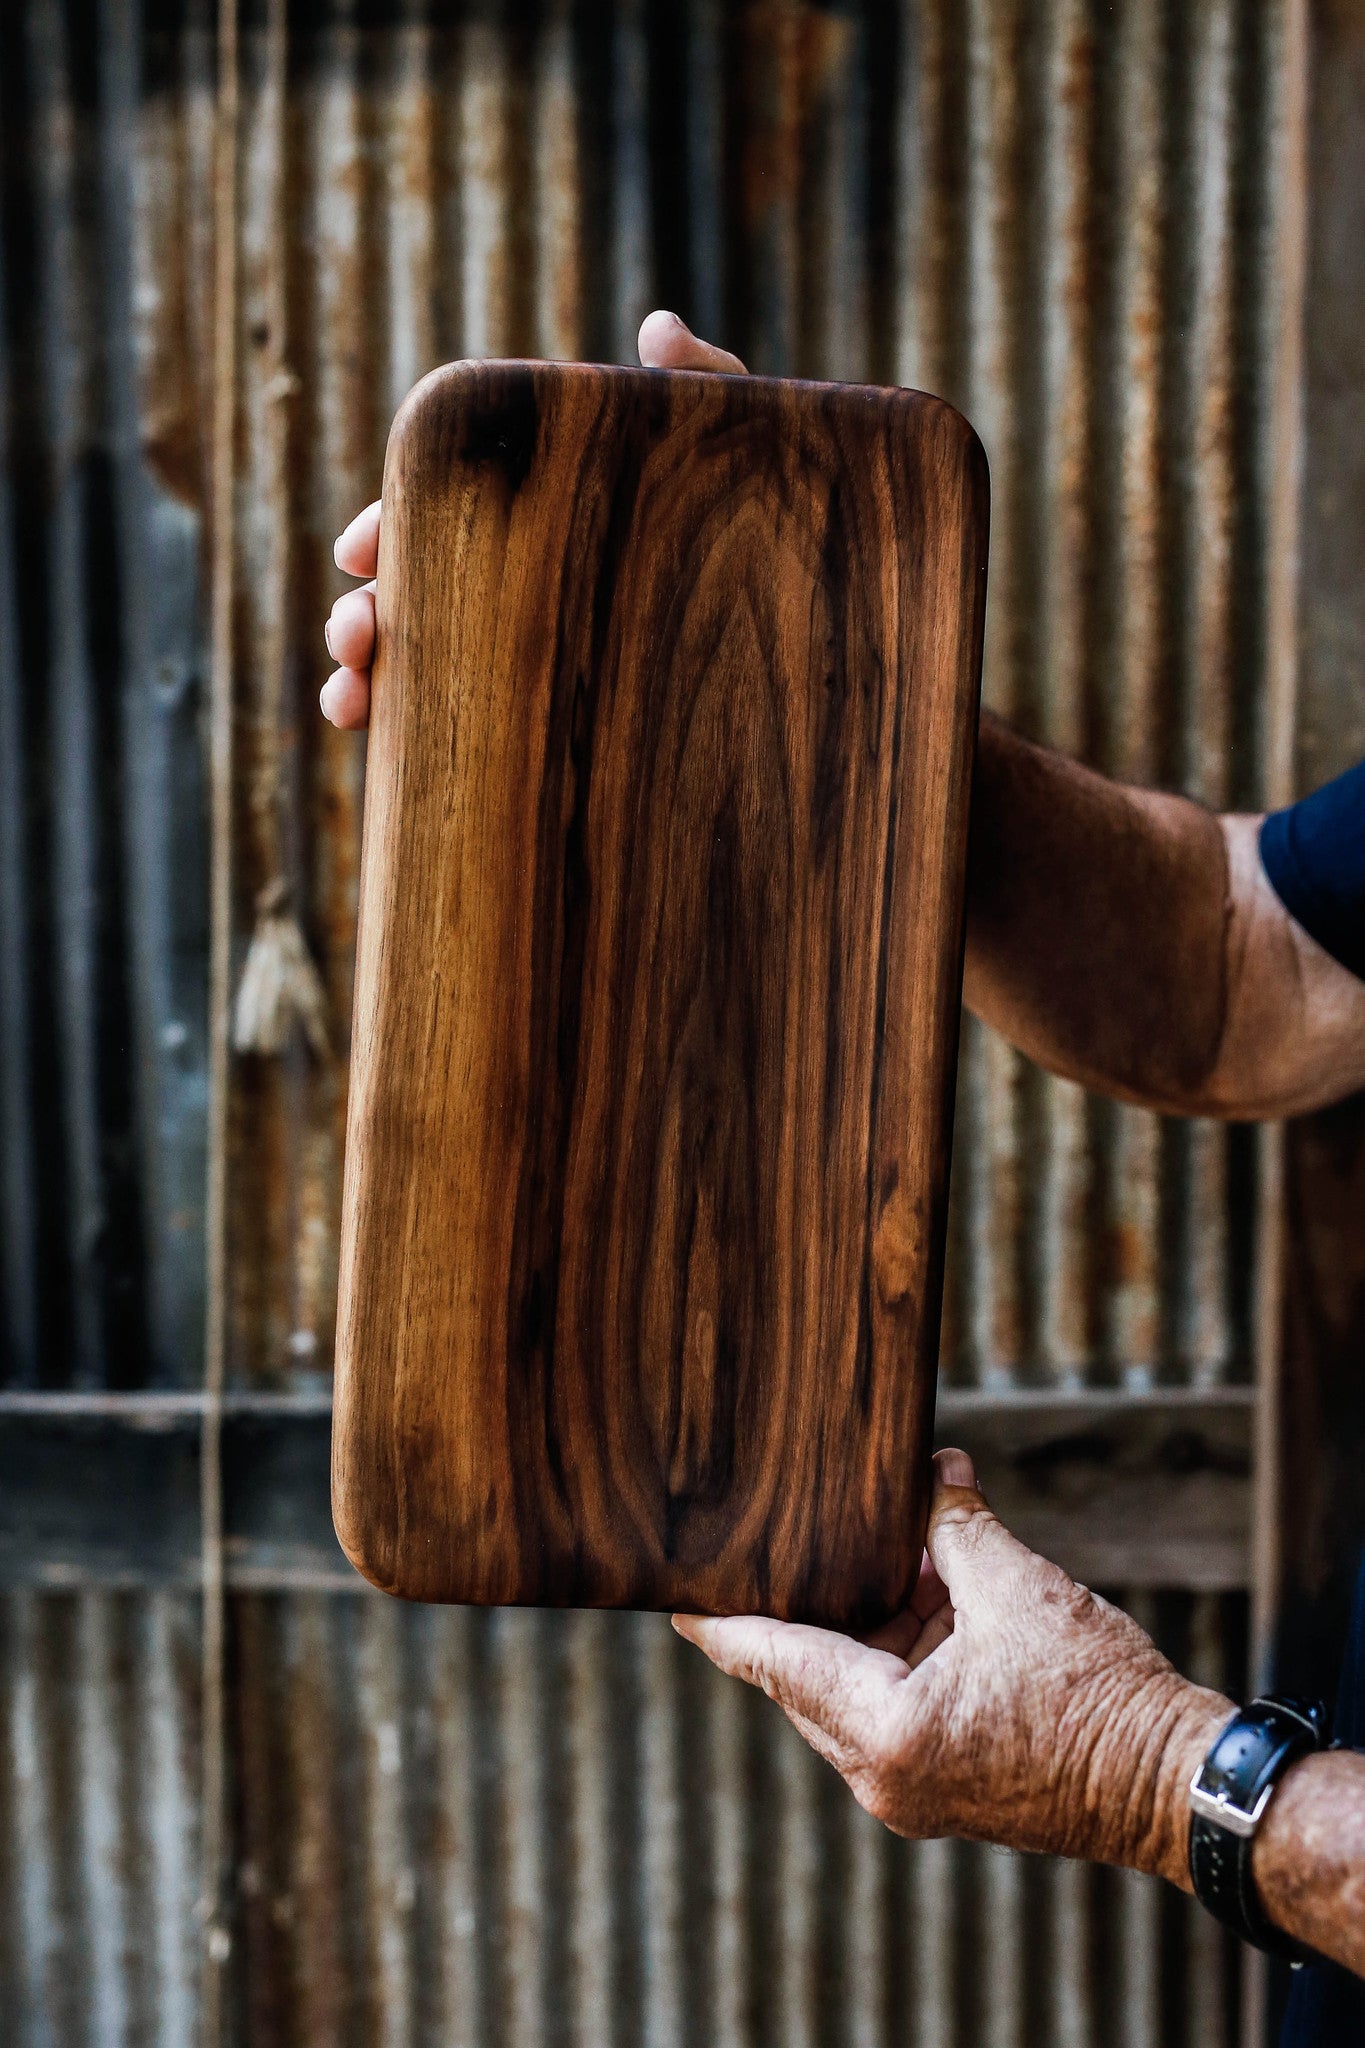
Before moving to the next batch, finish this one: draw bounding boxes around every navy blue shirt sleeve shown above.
[1264,764,1365,2044]
[1259,760,1365,982]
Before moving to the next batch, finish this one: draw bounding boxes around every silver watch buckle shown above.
[1188,1768,1276,1840]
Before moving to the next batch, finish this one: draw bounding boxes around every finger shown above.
[672,1613,901,1749]
[326,584,377,670]
[864,1550,951,1661]
[924,1448,1027,1610]
[903,1606,955,1671]
[909,1546,950,1621]
[638,309,747,376]
[320,666,371,730]
[335,500,381,576]
[865,1609,923,1660]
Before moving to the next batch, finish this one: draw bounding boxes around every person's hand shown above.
[675,1449,1234,1888]
[320,311,746,730]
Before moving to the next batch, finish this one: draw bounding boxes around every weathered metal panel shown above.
[0,0,1311,2044]
[0,0,211,1392]
[0,1589,202,2048]
[0,4,1281,1397]
[186,0,1280,1395]
[0,1586,1246,2047]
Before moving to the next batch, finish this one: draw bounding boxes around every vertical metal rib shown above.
[905,1836,956,2046]
[566,1610,619,2048]
[74,1594,130,2046]
[494,1607,550,2048]
[460,16,514,362]
[1034,0,1097,1386]
[4,1595,60,2044]
[980,1846,1026,2048]
[706,1655,750,2048]
[955,0,1030,1387]
[426,1606,485,2048]
[773,1723,820,2048]
[301,0,369,1395]
[686,0,725,344]
[28,0,111,1387]
[359,1597,416,2048]
[110,0,211,1392]
[802,10,866,384]
[736,0,801,375]
[1045,1857,1093,2048]
[234,0,298,1385]
[637,1615,685,2048]
[0,132,39,1383]
[532,0,583,363]
[142,1594,198,2048]
[1168,0,1239,1391]
[611,0,651,365]
[282,1594,353,2046]
[382,0,439,420]
[843,1799,890,2048]
[1102,0,1165,1389]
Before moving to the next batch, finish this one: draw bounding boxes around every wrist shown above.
[1141,1685,1236,1890]
[1076,1675,1233,1886]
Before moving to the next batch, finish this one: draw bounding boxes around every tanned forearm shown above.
[963,715,1365,1118]
[1249,1751,1365,1975]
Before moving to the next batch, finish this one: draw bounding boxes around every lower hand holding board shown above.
[331,358,988,1629]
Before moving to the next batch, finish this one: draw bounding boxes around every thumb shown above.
[637,309,747,376]
[925,1447,1021,1608]
[671,1613,901,1755]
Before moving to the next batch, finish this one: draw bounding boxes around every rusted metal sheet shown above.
[170,0,1283,1403]
[0,2,1281,1401]
[0,1585,1246,2048]
[1,0,210,1393]
[0,0,1315,2044]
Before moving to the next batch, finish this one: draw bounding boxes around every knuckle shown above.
[937,1501,999,1555]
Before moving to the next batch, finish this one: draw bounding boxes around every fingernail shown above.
[324,620,334,657]
[937,1448,976,1489]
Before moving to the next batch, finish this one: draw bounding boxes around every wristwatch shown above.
[1188,1694,1331,1961]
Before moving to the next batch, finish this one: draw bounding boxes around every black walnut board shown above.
[333,360,989,1629]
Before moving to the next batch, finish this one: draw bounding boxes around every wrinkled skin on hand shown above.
[675,1449,1233,1887]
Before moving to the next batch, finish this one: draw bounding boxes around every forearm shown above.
[963,715,1365,1117]
[1250,1750,1365,1975]
[963,714,1232,1113]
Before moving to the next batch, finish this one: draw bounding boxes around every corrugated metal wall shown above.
[0,0,1309,2042]
[1,1588,1248,2048]
[200,0,1282,1399]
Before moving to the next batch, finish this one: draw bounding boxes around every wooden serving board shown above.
[333,360,988,1628]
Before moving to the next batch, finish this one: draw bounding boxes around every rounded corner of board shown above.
[330,1486,403,1599]
[384,359,491,464]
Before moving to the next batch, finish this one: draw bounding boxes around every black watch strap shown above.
[1188,1695,1330,1962]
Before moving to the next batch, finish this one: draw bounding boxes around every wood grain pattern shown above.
[332,360,988,1628]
